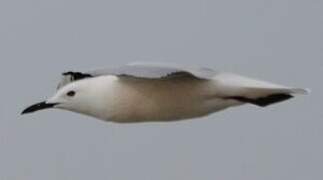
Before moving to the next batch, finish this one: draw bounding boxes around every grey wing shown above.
[57,62,217,90]
[88,62,217,79]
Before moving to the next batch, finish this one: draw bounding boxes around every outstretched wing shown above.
[89,62,216,79]
[57,62,217,90]
[214,73,309,107]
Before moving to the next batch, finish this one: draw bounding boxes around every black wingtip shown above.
[229,94,294,107]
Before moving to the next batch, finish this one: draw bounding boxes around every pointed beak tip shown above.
[21,110,28,115]
[21,108,33,115]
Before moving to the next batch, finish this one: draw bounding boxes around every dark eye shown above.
[67,91,76,97]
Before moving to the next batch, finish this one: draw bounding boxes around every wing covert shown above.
[57,62,217,90]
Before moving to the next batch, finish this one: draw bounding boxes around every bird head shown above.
[21,79,97,115]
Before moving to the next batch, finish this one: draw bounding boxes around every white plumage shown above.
[22,62,309,123]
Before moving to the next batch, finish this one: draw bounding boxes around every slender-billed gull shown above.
[22,62,309,123]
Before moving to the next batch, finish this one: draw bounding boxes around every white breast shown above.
[86,76,238,123]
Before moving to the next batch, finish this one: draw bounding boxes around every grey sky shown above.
[1,0,322,179]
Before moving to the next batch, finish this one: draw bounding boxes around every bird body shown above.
[22,63,309,123]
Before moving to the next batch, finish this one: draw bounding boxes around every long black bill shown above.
[21,101,57,115]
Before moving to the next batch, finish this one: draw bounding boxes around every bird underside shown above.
[61,72,295,106]
[22,62,308,123]
[55,64,306,123]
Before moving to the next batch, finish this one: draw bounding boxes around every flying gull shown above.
[22,62,309,123]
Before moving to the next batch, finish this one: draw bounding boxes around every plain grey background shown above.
[1,0,322,179]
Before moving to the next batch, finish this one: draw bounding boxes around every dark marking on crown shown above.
[62,71,93,81]
[228,93,294,107]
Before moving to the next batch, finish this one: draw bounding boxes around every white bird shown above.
[22,62,309,123]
